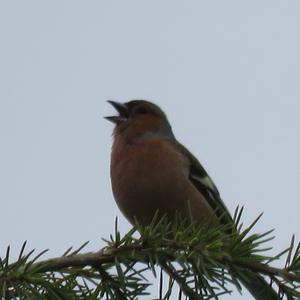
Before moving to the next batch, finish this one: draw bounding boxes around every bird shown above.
[105,99,280,300]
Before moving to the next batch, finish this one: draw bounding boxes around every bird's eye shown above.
[133,106,148,115]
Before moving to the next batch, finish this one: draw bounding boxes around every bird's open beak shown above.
[105,100,129,124]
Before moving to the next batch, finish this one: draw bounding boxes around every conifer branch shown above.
[1,209,300,299]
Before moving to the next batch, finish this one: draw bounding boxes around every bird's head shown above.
[105,100,174,143]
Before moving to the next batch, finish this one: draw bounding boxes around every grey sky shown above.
[0,1,299,299]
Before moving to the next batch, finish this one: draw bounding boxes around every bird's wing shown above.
[175,141,233,225]
[174,142,282,299]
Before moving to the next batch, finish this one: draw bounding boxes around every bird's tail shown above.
[239,270,280,300]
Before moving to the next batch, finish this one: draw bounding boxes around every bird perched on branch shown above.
[105,99,279,300]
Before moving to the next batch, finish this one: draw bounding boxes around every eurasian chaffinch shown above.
[105,100,279,300]
[105,100,232,226]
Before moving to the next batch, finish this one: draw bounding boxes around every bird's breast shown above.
[110,139,189,224]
